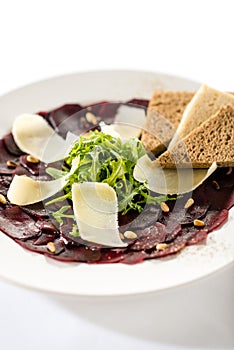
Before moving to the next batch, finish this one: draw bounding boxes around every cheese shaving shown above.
[12,114,78,163]
[7,157,79,205]
[72,182,127,247]
[133,154,217,195]
[101,105,145,139]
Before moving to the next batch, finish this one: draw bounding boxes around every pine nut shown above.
[26,155,40,164]
[160,202,170,213]
[85,112,98,125]
[124,231,137,239]
[156,243,168,251]
[7,160,17,168]
[184,198,194,209]
[0,194,7,205]
[193,219,205,227]
[120,233,125,240]
[47,242,56,253]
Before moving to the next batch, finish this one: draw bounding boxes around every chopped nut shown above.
[124,231,138,239]
[47,242,56,253]
[212,180,220,190]
[156,243,168,251]
[120,233,125,240]
[160,202,170,213]
[184,198,194,209]
[193,219,205,227]
[85,112,98,125]
[27,155,40,164]
[7,160,17,168]
[0,194,7,205]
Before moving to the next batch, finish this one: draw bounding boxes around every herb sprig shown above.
[47,131,170,223]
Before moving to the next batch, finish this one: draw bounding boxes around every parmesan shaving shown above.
[12,114,79,163]
[133,154,217,195]
[72,182,127,247]
[101,105,145,139]
[7,157,79,205]
[100,123,121,138]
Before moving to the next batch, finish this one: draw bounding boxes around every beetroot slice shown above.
[16,238,65,255]
[51,245,101,263]
[88,102,120,124]
[129,207,160,230]
[3,133,23,156]
[0,163,16,175]
[179,226,208,244]
[187,229,208,246]
[0,139,17,165]
[121,251,148,264]
[35,220,58,233]
[0,176,12,196]
[165,223,182,242]
[60,219,129,249]
[97,249,126,264]
[48,103,101,138]
[127,98,149,108]
[19,155,46,176]
[158,203,209,229]
[12,165,31,177]
[199,168,234,210]
[148,226,208,259]
[34,232,57,245]
[204,209,229,232]
[0,99,233,265]
[21,203,49,219]
[148,239,186,259]
[47,101,147,138]
[181,204,210,224]
[48,103,83,129]
[131,222,166,251]
[16,239,49,254]
[0,206,40,240]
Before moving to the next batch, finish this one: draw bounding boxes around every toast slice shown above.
[169,85,234,148]
[141,91,194,154]
[157,105,234,168]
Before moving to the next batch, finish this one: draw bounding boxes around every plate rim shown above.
[0,69,233,297]
[0,68,200,100]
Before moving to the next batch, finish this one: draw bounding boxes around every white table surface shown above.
[0,1,234,349]
[0,265,233,350]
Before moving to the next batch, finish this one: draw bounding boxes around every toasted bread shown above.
[157,105,234,168]
[169,85,234,148]
[141,91,194,154]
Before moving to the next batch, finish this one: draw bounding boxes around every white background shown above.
[0,1,233,350]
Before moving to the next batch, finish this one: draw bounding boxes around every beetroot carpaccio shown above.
[0,99,233,265]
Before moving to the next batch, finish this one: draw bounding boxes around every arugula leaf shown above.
[52,205,74,224]
[60,130,169,214]
[46,167,66,179]
[70,224,80,237]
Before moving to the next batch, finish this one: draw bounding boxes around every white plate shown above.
[0,70,233,296]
